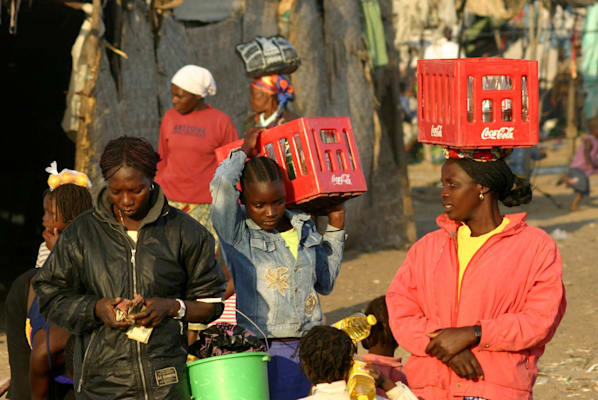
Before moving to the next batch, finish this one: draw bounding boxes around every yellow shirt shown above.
[280,228,299,260]
[457,218,510,298]
[127,230,138,243]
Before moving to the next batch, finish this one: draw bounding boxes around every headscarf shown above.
[251,74,295,109]
[171,65,217,97]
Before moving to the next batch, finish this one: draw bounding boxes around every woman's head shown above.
[299,326,356,384]
[441,157,532,221]
[170,65,216,114]
[42,184,93,233]
[100,136,160,220]
[249,74,294,115]
[362,296,397,352]
[240,156,287,231]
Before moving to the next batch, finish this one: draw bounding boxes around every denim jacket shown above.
[210,150,345,338]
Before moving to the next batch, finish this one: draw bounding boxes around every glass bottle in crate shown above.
[347,359,376,400]
[332,313,377,343]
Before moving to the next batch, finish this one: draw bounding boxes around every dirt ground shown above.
[1,143,597,399]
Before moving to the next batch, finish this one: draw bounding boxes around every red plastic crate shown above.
[215,117,367,209]
[417,58,539,148]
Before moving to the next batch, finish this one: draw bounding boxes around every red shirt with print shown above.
[156,106,238,203]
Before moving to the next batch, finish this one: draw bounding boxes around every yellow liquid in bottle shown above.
[347,360,376,400]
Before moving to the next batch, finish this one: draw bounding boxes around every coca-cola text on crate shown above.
[417,58,539,149]
[215,117,368,213]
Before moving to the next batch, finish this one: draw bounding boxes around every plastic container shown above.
[332,313,377,343]
[347,359,376,400]
[417,57,539,148]
[187,352,271,400]
[215,117,367,213]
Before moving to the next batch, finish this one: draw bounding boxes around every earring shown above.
[151,183,155,191]
[479,192,485,200]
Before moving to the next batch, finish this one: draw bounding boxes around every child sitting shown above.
[6,179,92,400]
[362,296,407,399]
[558,115,598,211]
[210,127,346,399]
[298,325,416,400]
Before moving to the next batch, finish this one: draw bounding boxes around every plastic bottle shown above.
[346,359,376,400]
[332,313,377,343]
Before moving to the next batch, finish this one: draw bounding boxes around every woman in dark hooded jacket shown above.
[34,136,226,399]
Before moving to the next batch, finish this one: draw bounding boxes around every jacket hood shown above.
[94,182,168,228]
[436,212,528,237]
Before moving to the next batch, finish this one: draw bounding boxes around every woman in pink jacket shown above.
[387,148,566,400]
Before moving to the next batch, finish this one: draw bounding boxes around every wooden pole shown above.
[74,0,102,173]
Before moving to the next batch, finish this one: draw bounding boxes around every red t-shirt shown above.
[156,106,238,203]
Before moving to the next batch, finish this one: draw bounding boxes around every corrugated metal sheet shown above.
[174,0,244,22]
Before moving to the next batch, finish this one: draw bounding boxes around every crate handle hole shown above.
[279,138,297,180]
[264,143,276,160]
[482,99,494,123]
[324,151,333,171]
[521,76,529,122]
[293,134,308,176]
[320,129,338,143]
[482,75,512,90]
[467,76,474,122]
[343,130,356,170]
[501,99,512,122]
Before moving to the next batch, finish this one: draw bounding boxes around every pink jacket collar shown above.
[436,212,528,237]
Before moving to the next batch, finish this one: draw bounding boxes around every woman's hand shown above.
[241,127,263,158]
[447,349,484,381]
[94,297,132,329]
[130,298,179,328]
[425,326,477,363]
[42,228,60,251]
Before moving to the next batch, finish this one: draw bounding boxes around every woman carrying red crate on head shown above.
[210,127,346,400]
[155,65,239,333]
[386,148,566,400]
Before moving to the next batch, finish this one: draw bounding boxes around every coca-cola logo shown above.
[481,127,514,140]
[331,174,352,185]
[431,125,443,137]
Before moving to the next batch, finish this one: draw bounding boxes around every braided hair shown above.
[299,325,356,384]
[46,184,93,225]
[100,136,160,181]
[454,158,532,207]
[240,156,285,193]
[362,296,397,351]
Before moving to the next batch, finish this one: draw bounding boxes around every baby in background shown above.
[362,296,407,399]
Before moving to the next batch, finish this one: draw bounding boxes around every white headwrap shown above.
[171,65,217,97]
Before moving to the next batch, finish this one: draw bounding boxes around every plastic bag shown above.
[235,35,301,78]
[45,161,91,190]
[189,323,267,359]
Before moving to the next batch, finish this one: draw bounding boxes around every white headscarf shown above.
[171,65,217,97]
